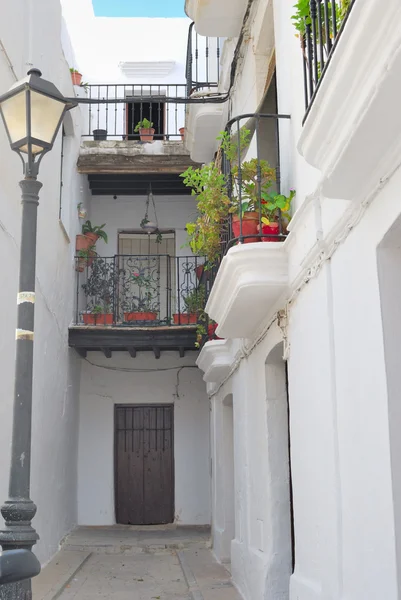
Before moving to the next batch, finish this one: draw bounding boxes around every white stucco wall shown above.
[0,0,91,564]
[89,194,198,258]
[198,1,401,599]
[77,352,210,526]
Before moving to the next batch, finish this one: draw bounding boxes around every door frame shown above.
[114,403,175,525]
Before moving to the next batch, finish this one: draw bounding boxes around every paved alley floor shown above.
[33,526,243,600]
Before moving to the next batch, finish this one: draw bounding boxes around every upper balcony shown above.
[69,253,218,357]
[185,0,248,38]
[297,0,401,204]
[192,110,293,341]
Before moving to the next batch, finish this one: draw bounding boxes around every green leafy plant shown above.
[122,270,157,313]
[217,128,251,162]
[69,67,81,74]
[80,82,89,90]
[81,257,119,313]
[181,163,230,264]
[229,158,276,217]
[82,220,108,243]
[183,284,206,314]
[134,118,154,132]
[292,0,351,37]
[261,189,296,226]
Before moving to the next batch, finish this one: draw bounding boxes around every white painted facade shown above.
[3,1,400,597]
[0,0,90,564]
[77,352,210,526]
[193,0,401,599]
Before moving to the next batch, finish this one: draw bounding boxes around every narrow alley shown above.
[33,527,243,600]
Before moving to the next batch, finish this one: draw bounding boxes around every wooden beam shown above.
[127,346,137,358]
[153,346,161,359]
[179,347,185,358]
[101,347,112,358]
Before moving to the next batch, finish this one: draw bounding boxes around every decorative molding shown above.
[185,0,248,37]
[196,340,234,384]
[118,61,176,78]
[206,243,288,340]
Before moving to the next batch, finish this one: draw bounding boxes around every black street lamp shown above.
[0,68,76,600]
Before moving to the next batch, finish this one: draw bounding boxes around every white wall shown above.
[0,0,91,564]
[89,193,198,258]
[77,352,210,526]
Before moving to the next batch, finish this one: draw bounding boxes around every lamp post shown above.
[0,68,76,600]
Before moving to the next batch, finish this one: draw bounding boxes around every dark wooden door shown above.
[115,405,174,525]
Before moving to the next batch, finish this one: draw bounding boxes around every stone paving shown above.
[33,526,243,600]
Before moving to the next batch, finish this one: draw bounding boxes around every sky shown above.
[92,0,186,17]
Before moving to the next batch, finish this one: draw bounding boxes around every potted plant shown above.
[75,247,96,272]
[179,127,185,141]
[259,189,296,241]
[123,271,157,321]
[228,158,276,243]
[81,221,108,245]
[82,303,113,326]
[70,68,82,86]
[195,313,221,348]
[174,285,206,325]
[81,257,118,325]
[93,129,107,141]
[181,162,231,264]
[134,118,155,142]
[76,221,107,254]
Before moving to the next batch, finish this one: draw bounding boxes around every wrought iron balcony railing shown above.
[74,254,218,341]
[219,112,292,256]
[186,22,222,96]
[82,84,188,140]
[302,0,354,118]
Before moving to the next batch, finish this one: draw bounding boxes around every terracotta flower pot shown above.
[71,72,82,86]
[173,313,198,325]
[232,212,260,243]
[179,127,185,141]
[195,265,204,280]
[76,234,95,251]
[75,250,95,272]
[208,323,222,340]
[82,313,113,325]
[124,311,157,322]
[139,128,155,142]
[261,222,280,242]
[85,232,99,245]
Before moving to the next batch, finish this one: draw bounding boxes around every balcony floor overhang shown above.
[68,325,199,358]
[78,141,200,177]
[88,173,191,195]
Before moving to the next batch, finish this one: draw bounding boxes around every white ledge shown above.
[186,90,224,163]
[206,243,288,340]
[298,0,401,201]
[185,0,247,37]
[196,339,233,384]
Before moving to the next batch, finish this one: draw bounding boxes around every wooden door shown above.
[115,405,174,525]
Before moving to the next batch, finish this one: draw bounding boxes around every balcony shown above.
[203,112,292,340]
[77,83,200,180]
[185,0,248,38]
[298,0,401,203]
[185,23,225,163]
[68,254,218,357]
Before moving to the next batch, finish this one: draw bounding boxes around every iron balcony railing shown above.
[302,0,354,118]
[82,84,188,140]
[186,22,222,97]
[74,254,218,340]
[220,112,292,255]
